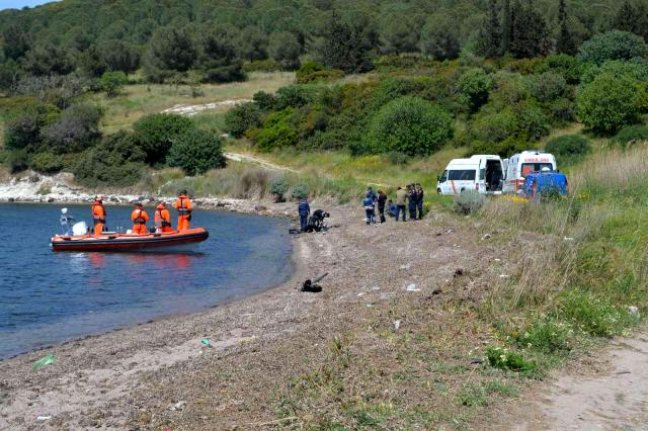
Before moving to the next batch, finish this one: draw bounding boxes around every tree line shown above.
[2,0,648,89]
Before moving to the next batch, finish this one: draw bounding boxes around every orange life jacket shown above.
[131,208,149,225]
[155,205,172,227]
[91,202,106,223]
[174,195,192,216]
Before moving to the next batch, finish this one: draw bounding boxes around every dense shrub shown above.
[166,129,226,175]
[550,98,577,123]
[290,183,309,200]
[470,108,518,143]
[133,113,194,165]
[224,103,262,138]
[3,101,58,150]
[6,148,30,173]
[457,68,494,113]
[367,96,453,156]
[577,72,640,134]
[296,61,344,84]
[248,108,298,151]
[269,176,289,202]
[41,103,102,153]
[537,54,582,84]
[577,31,648,65]
[545,134,591,165]
[31,152,64,173]
[201,63,246,83]
[613,125,648,147]
[516,103,550,141]
[526,72,568,103]
[73,131,146,187]
[253,91,278,111]
[453,190,485,215]
[99,71,128,97]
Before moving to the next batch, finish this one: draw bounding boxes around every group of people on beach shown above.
[363,184,424,225]
[90,190,193,236]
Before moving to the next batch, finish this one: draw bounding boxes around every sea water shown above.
[0,203,292,359]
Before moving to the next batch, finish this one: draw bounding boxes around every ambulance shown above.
[502,151,557,194]
[436,155,504,195]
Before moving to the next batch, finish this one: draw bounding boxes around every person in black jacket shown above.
[407,184,417,220]
[376,190,387,223]
[415,183,425,219]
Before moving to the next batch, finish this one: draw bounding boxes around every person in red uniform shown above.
[173,190,193,231]
[154,202,174,233]
[130,203,149,235]
[91,196,106,236]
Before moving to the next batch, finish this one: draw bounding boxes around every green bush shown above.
[31,152,64,173]
[558,290,626,337]
[453,190,485,215]
[166,128,226,175]
[544,134,591,166]
[41,103,103,153]
[458,68,494,113]
[249,108,298,151]
[99,71,128,97]
[133,113,194,166]
[537,54,583,85]
[526,72,567,103]
[550,98,577,124]
[513,319,574,356]
[577,72,640,134]
[613,124,648,147]
[269,176,289,202]
[73,131,146,187]
[243,59,280,73]
[290,183,309,200]
[367,96,453,156]
[224,102,262,138]
[296,60,344,84]
[253,91,278,111]
[6,149,30,173]
[201,63,247,83]
[470,108,518,143]
[485,346,536,372]
[4,101,59,151]
[577,31,648,66]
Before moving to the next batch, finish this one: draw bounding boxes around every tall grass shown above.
[479,145,648,365]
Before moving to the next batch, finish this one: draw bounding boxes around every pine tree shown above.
[509,1,550,58]
[502,0,512,54]
[477,0,502,57]
[556,0,577,55]
[613,0,648,41]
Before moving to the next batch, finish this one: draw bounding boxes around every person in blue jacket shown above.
[298,197,310,232]
[363,193,376,225]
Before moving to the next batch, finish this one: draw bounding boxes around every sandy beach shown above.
[0,197,498,430]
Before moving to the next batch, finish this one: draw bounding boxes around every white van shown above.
[436,155,504,195]
[502,151,557,194]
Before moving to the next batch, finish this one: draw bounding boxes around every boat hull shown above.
[51,228,209,252]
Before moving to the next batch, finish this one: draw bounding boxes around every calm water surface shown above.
[0,203,292,359]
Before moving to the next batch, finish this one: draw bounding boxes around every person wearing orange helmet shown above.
[130,203,149,235]
[154,201,174,233]
[173,190,193,231]
[91,196,106,236]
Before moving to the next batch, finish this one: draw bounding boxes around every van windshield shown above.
[448,170,476,181]
[521,163,553,176]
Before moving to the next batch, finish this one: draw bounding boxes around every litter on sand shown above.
[393,320,401,330]
[406,284,420,292]
[33,354,56,370]
[36,416,52,421]
[200,338,212,347]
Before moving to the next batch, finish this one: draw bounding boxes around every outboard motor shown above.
[59,208,76,235]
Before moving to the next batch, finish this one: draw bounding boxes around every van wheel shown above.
[437,188,441,194]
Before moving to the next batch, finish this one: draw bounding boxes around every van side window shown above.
[479,168,486,180]
[448,170,476,181]
[439,170,448,182]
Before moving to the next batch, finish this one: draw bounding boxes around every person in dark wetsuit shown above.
[377,190,387,223]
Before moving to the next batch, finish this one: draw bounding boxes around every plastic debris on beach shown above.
[406,284,420,292]
[393,320,401,330]
[36,416,52,421]
[33,354,56,370]
[201,338,212,347]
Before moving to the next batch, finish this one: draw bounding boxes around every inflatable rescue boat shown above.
[51,227,209,252]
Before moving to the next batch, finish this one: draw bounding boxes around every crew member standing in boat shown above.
[131,203,149,235]
[174,190,193,231]
[155,201,174,233]
[91,196,106,236]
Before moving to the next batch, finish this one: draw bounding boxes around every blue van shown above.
[522,171,568,198]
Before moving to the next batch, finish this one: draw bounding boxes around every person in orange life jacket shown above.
[154,202,174,233]
[173,190,193,231]
[131,203,149,235]
[91,196,107,236]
